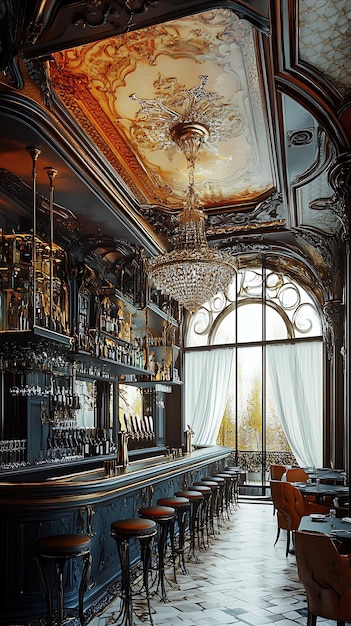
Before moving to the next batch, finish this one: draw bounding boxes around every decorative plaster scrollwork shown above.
[322,299,344,359]
[25,59,54,108]
[73,0,158,32]
[206,192,285,237]
[78,505,96,537]
[287,128,315,147]
[328,153,351,246]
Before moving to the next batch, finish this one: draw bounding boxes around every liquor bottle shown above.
[22,238,32,262]
[83,431,90,457]
[8,294,17,330]
[12,235,20,264]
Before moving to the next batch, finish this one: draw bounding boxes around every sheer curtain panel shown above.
[267,342,323,467]
[184,348,234,446]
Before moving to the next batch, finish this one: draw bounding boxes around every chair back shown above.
[270,464,286,481]
[295,530,351,623]
[285,467,309,483]
[271,480,305,531]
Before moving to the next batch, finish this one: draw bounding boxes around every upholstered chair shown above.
[270,481,329,556]
[270,464,286,481]
[285,467,309,482]
[295,530,351,626]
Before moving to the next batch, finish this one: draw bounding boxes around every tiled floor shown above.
[85,498,338,626]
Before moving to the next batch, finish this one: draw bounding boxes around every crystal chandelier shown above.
[132,77,239,313]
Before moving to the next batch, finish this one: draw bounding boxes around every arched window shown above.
[185,265,323,490]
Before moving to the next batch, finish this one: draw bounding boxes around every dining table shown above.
[298,514,351,551]
[293,481,349,505]
[303,467,347,485]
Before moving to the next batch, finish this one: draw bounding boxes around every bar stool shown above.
[191,484,212,548]
[223,468,241,509]
[204,475,226,527]
[194,480,220,537]
[175,490,204,563]
[110,518,157,626]
[138,505,176,602]
[157,496,190,575]
[35,533,92,626]
[212,473,234,519]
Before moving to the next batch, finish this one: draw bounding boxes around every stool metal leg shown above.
[79,552,92,623]
[140,535,155,625]
[116,537,134,626]
[155,520,171,602]
[188,501,202,563]
[55,559,65,626]
[175,507,189,574]
[36,556,53,626]
[168,518,177,583]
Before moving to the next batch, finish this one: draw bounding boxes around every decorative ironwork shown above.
[186,267,322,346]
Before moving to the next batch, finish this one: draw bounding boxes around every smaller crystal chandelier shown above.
[137,78,238,313]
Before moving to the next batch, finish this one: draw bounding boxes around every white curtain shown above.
[267,342,323,467]
[184,348,234,446]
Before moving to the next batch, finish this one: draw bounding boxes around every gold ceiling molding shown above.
[50,8,274,212]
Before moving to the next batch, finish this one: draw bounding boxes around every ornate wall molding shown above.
[73,1,159,31]
[322,299,344,359]
[328,153,351,246]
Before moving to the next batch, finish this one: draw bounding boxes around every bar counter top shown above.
[0,445,232,507]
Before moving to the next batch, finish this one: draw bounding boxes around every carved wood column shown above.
[328,154,351,477]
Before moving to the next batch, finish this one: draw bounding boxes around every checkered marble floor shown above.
[86,501,339,626]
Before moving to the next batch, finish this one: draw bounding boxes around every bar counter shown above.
[0,445,232,625]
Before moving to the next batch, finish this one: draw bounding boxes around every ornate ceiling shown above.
[49,10,274,211]
[0,0,350,304]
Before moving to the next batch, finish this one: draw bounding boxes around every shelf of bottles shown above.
[75,290,147,371]
[40,371,81,428]
[44,428,116,464]
[0,232,69,335]
[0,438,27,470]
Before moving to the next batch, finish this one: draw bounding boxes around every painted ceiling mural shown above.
[50,9,274,212]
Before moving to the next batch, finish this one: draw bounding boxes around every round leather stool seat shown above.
[212,472,232,479]
[36,534,91,556]
[195,480,219,488]
[36,534,92,626]
[157,496,189,509]
[175,490,204,501]
[138,505,175,520]
[191,485,211,496]
[211,474,228,482]
[111,518,157,538]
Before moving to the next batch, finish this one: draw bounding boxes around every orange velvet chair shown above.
[270,481,329,556]
[270,465,287,515]
[285,467,309,482]
[295,530,351,626]
[270,464,286,481]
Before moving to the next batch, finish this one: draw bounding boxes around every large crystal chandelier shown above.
[131,76,240,313]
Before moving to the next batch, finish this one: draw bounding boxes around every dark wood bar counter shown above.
[0,445,232,625]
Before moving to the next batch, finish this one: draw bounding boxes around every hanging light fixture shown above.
[131,76,240,313]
